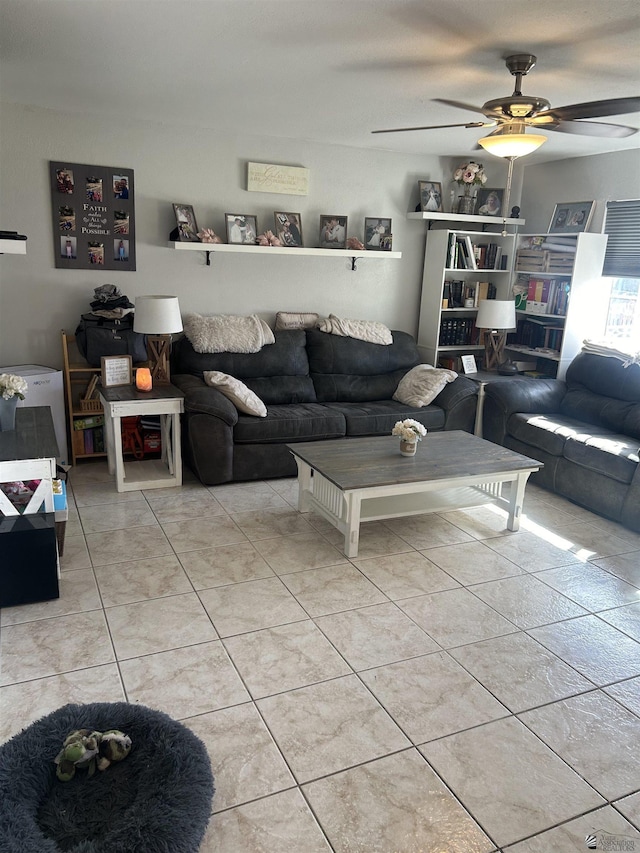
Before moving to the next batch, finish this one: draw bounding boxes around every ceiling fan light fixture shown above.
[478,125,547,158]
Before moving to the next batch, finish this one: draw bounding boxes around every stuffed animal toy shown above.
[54,728,132,781]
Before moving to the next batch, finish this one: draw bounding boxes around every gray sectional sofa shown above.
[171,328,478,485]
[483,351,640,532]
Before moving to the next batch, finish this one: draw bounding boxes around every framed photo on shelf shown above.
[476,187,504,217]
[418,181,443,213]
[364,217,392,250]
[319,215,347,249]
[461,354,478,374]
[172,204,199,242]
[101,355,133,388]
[225,214,258,245]
[274,212,303,247]
[549,201,595,234]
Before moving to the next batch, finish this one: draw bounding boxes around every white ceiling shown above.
[1,0,639,166]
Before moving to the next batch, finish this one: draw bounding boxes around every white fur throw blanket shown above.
[317,314,392,345]
[183,313,275,354]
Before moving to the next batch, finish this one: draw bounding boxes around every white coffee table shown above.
[288,432,542,557]
[99,384,185,492]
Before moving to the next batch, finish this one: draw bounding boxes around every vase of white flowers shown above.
[0,373,28,431]
[453,162,487,215]
[391,419,427,456]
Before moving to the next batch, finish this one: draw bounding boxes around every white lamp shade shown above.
[133,296,183,334]
[478,132,547,158]
[476,299,516,331]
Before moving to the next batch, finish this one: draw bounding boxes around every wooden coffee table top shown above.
[287,432,542,491]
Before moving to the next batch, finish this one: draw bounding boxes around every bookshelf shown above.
[506,233,608,380]
[61,332,107,465]
[416,229,517,370]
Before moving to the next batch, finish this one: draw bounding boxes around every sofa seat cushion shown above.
[507,413,611,457]
[233,403,345,444]
[323,401,443,437]
[563,433,640,484]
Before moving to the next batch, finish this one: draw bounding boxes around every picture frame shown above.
[461,354,478,374]
[101,355,133,387]
[172,204,199,242]
[225,214,258,245]
[418,181,443,213]
[50,161,136,271]
[476,187,504,217]
[319,215,347,249]
[364,217,392,250]
[274,212,303,247]
[548,201,595,234]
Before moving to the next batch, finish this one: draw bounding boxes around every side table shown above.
[466,371,533,438]
[99,384,185,492]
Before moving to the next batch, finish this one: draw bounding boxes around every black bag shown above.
[75,313,147,367]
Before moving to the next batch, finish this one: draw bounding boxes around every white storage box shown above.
[0,364,67,465]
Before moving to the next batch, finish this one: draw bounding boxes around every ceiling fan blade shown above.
[433,98,488,115]
[372,121,492,135]
[545,119,638,138]
[546,96,640,121]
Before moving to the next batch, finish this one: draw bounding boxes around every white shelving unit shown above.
[169,241,401,270]
[416,229,517,368]
[506,232,608,380]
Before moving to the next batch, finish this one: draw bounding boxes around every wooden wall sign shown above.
[50,161,136,270]
[247,162,309,196]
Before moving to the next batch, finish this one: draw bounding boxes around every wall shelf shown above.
[407,212,524,229]
[0,239,27,254]
[169,241,401,270]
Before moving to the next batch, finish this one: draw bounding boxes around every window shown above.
[602,201,640,347]
[604,278,640,343]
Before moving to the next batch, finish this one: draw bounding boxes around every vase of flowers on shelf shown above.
[0,373,28,431]
[391,419,427,456]
[453,162,487,215]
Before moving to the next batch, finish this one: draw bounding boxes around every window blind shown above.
[603,199,640,278]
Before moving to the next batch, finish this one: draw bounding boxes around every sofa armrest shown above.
[483,377,566,445]
[171,374,239,426]
[434,375,478,432]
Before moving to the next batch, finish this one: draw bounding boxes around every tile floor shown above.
[1,463,640,851]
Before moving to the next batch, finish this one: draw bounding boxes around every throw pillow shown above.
[393,364,457,407]
[204,371,267,417]
[275,311,319,331]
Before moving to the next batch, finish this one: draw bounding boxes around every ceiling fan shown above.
[372,54,640,141]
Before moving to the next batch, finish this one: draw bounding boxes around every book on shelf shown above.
[439,316,478,346]
[73,414,104,430]
[523,276,570,315]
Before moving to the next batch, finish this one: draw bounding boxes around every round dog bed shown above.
[0,702,214,852]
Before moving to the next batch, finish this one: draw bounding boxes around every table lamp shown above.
[476,299,516,372]
[133,296,182,385]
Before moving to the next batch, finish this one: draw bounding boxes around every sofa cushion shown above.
[233,403,345,444]
[323,401,443,436]
[172,330,317,404]
[306,328,420,403]
[563,433,640,485]
[507,413,611,457]
[393,365,457,407]
[203,371,267,417]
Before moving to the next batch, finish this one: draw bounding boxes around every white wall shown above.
[520,149,640,233]
[1,101,510,368]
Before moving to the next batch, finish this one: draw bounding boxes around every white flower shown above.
[454,161,486,187]
[0,373,28,400]
[391,419,427,441]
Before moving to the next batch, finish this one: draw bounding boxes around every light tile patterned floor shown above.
[1,463,640,852]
